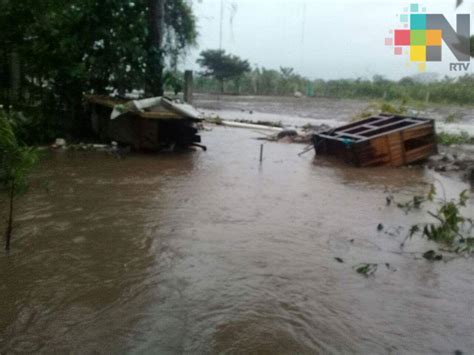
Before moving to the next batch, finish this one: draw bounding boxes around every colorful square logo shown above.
[410,46,426,61]
[410,30,426,45]
[394,30,410,46]
[410,14,426,29]
[385,3,471,71]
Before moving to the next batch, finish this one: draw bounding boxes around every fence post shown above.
[184,70,193,104]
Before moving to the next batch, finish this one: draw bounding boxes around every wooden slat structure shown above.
[313,113,437,167]
[85,95,203,151]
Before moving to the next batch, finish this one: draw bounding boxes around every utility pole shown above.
[146,0,165,97]
[219,0,224,50]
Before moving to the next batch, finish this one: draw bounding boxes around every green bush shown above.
[437,131,473,146]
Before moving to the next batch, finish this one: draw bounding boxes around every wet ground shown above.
[0,126,473,353]
[195,94,474,136]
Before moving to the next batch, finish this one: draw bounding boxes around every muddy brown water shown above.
[194,94,474,136]
[0,127,473,353]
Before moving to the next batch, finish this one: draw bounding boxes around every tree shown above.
[197,50,250,93]
[0,111,38,251]
[146,0,165,96]
[0,0,197,141]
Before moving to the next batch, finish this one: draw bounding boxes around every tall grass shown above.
[195,70,474,106]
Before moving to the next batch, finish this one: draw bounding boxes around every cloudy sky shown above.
[183,0,474,80]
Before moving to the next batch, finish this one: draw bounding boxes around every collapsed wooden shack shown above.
[313,114,437,167]
[85,95,204,151]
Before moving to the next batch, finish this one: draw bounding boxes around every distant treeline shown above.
[194,68,474,106]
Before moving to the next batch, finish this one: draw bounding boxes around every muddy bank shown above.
[0,127,473,353]
[194,93,474,136]
[427,144,474,182]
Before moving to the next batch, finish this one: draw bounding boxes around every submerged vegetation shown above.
[398,186,473,254]
[354,263,378,277]
[0,111,38,251]
[437,131,474,146]
[351,101,407,121]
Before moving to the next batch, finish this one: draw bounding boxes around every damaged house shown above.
[86,96,204,151]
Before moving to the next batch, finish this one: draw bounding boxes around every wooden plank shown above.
[339,124,375,134]
[399,131,407,164]
[405,144,436,163]
[364,137,391,166]
[400,124,434,140]
[332,116,383,132]
[334,132,365,140]
[360,156,389,167]
[404,118,431,124]
[315,114,437,167]
[373,115,395,120]
[359,118,413,136]
[359,119,428,140]
[385,135,393,164]
[316,134,360,143]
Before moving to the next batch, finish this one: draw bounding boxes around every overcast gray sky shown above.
[183,0,474,80]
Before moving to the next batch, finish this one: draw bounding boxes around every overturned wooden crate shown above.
[313,114,437,167]
[86,95,203,151]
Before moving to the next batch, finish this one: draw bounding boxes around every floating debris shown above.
[354,263,378,277]
[423,250,443,261]
[313,113,437,167]
[258,124,332,144]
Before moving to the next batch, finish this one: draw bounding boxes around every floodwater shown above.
[195,94,474,136]
[0,127,473,354]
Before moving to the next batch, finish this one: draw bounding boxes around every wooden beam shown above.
[357,119,417,137]
[334,132,365,140]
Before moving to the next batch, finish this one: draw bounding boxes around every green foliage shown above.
[1,110,39,250]
[354,263,378,277]
[471,35,474,57]
[0,0,197,142]
[0,111,38,194]
[422,250,443,261]
[397,194,427,213]
[197,50,251,92]
[380,102,407,114]
[195,71,474,106]
[352,101,407,122]
[5,110,62,145]
[400,186,473,253]
[195,66,310,95]
[437,131,473,146]
[163,71,184,95]
[444,113,460,123]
